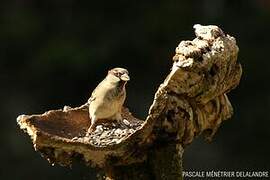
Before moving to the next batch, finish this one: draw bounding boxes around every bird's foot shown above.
[86,125,95,136]
[113,113,128,128]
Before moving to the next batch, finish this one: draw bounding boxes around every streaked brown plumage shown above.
[87,67,130,134]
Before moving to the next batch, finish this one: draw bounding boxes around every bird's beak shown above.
[120,74,130,81]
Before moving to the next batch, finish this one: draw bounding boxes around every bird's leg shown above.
[86,124,95,136]
[115,112,122,122]
[114,111,126,127]
[86,115,97,136]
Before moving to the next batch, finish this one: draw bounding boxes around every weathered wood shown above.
[17,24,242,179]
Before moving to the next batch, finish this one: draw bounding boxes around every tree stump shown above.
[17,24,242,180]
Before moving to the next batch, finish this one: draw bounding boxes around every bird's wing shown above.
[88,80,107,103]
[88,89,97,103]
[88,95,96,102]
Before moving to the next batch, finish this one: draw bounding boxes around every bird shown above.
[86,67,130,135]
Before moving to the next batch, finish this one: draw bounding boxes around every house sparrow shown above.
[87,67,130,134]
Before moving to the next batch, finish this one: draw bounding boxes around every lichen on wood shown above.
[17,24,242,179]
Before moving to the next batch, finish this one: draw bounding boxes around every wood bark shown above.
[17,24,242,180]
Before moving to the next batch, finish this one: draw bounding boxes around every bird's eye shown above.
[115,72,121,77]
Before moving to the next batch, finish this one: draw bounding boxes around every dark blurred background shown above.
[1,0,270,179]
